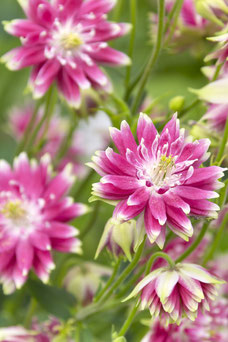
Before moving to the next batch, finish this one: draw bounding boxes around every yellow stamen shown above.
[61,33,83,50]
[1,200,26,220]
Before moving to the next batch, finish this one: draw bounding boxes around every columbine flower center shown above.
[143,154,176,189]
[1,200,26,221]
[60,32,83,50]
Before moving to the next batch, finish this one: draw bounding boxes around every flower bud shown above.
[64,262,111,306]
[169,96,185,112]
[95,218,144,261]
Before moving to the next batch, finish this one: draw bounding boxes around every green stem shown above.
[125,0,137,90]
[216,117,228,164]
[24,298,37,329]
[116,265,146,299]
[53,110,78,168]
[202,213,228,266]
[116,301,140,338]
[165,0,184,45]
[99,236,146,304]
[80,201,100,239]
[178,99,200,118]
[146,251,175,275]
[71,169,95,199]
[27,86,56,154]
[164,0,181,33]
[16,100,42,155]
[175,221,209,263]
[212,63,223,82]
[94,258,121,303]
[131,0,165,115]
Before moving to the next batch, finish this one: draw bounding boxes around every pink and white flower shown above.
[0,153,88,294]
[2,0,131,107]
[89,113,225,248]
[142,298,228,341]
[0,326,35,341]
[185,298,228,341]
[202,103,228,132]
[125,263,224,324]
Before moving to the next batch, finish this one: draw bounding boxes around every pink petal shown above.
[16,238,34,276]
[149,194,167,225]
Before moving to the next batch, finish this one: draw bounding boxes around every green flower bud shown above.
[169,96,185,112]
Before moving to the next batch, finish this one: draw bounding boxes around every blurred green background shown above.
[0,1,212,341]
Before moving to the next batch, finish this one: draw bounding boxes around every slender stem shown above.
[53,110,78,168]
[178,99,200,118]
[27,86,56,154]
[94,258,121,303]
[99,236,146,304]
[165,0,184,45]
[16,100,42,155]
[202,213,228,266]
[116,301,140,338]
[24,298,37,328]
[80,201,100,239]
[164,0,181,33]
[216,117,228,163]
[175,221,209,263]
[212,63,223,82]
[131,0,165,115]
[71,169,95,199]
[125,0,137,89]
[116,265,146,299]
[146,251,175,275]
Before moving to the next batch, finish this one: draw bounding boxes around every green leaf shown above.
[27,278,76,320]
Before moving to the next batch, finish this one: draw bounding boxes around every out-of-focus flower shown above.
[95,218,144,261]
[185,298,228,341]
[0,317,75,341]
[0,326,35,341]
[194,0,228,27]
[0,153,88,294]
[142,298,228,341]
[64,262,111,305]
[209,253,228,295]
[89,113,225,248]
[2,0,131,107]
[202,103,228,132]
[150,0,214,54]
[77,110,111,157]
[9,104,86,177]
[125,263,224,324]
[191,76,228,104]
[141,320,183,342]
[32,317,74,341]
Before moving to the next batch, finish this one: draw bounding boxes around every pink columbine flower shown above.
[0,153,88,294]
[142,299,228,342]
[125,263,224,324]
[89,113,225,248]
[2,0,131,107]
